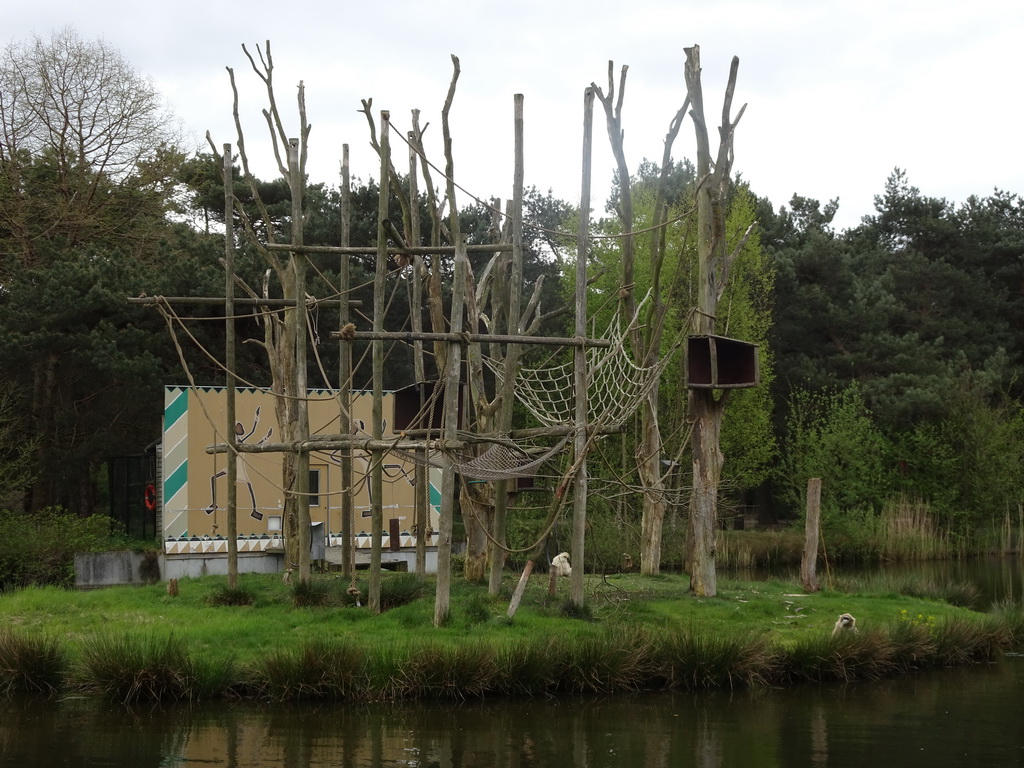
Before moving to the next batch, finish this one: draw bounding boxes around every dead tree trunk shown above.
[594,63,688,576]
[339,144,354,580]
[801,478,822,592]
[215,44,314,583]
[223,145,239,590]
[488,94,526,596]
[684,46,746,598]
[368,113,392,613]
[570,87,594,606]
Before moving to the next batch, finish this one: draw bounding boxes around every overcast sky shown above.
[7,0,1022,232]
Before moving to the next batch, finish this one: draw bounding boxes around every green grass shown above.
[2,570,1021,703]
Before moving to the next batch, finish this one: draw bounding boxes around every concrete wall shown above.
[74,551,159,589]
[75,547,437,589]
[74,550,285,588]
[162,551,284,580]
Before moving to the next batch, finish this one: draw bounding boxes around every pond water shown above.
[4,660,1024,768]
[3,557,1024,767]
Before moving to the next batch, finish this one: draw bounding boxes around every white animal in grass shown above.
[831,612,858,637]
[551,551,572,577]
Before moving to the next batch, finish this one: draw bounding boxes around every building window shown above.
[309,469,321,507]
[268,516,282,532]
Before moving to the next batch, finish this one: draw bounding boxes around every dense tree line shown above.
[3,29,1024,554]
[760,172,1024,531]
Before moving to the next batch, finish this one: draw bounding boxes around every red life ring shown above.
[144,484,157,511]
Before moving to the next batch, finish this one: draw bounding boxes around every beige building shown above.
[160,386,439,558]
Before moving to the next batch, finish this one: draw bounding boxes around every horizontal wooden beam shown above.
[128,296,361,307]
[263,242,511,255]
[332,330,611,348]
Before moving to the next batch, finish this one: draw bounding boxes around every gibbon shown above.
[831,612,858,637]
[552,552,572,577]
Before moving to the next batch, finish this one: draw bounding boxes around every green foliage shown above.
[584,169,776,509]
[0,628,66,696]
[656,627,773,689]
[0,572,1016,701]
[0,383,37,509]
[208,585,256,607]
[380,573,427,610]
[289,578,333,608]
[247,638,365,701]
[776,384,895,522]
[458,592,495,627]
[0,508,120,589]
[75,633,235,703]
[558,600,594,621]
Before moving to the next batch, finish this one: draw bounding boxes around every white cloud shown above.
[6,0,1023,231]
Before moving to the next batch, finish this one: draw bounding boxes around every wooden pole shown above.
[409,129,428,579]
[369,114,390,613]
[489,93,526,596]
[288,138,311,583]
[570,87,595,607]
[434,234,468,627]
[223,144,238,590]
[339,143,354,580]
[801,477,822,592]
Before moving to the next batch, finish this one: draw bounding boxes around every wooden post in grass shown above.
[801,477,822,592]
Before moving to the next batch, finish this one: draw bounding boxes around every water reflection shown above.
[3,656,1024,768]
[6,557,1024,767]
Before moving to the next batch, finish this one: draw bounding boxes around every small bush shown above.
[931,617,1005,666]
[656,627,774,689]
[0,508,120,589]
[393,642,498,700]
[248,639,366,701]
[208,585,256,607]
[76,634,234,703]
[290,578,333,608]
[458,593,493,627]
[0,628,66,696]
[380,573,425,611]
[493,639,558,696]
[558,629,653,694]
[559,600,594,621]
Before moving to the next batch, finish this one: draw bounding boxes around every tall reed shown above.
[247,638,366,701]
[0,628,65,696]
[653,626,775,689]
[75,634,235,703]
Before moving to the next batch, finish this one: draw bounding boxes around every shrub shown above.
[247,639,366,701]
[379,573,426,611]
[458,592,493,627]
[656,626,774,689]
[290,578,333,608]
[0,507,119,589]
[392,642,498,700]
[208,585,256,607]
[75,634,234,703]
[0,628,66,696]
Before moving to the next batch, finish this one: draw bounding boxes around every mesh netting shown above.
[453,435,571,480]
[488,302,672,429]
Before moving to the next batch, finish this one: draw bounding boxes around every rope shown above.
[486,295,678,429]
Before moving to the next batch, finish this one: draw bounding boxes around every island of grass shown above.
[2,571,1022,703]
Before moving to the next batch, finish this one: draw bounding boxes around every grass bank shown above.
[2,571,1022,704]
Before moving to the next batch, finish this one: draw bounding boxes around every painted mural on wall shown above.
[162,387,440,555]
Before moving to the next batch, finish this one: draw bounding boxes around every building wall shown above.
[161,387,439,554]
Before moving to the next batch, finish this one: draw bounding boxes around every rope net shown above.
[487,302,671,430]
[393,435,570,481]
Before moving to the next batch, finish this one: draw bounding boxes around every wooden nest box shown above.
[686,335,760,389]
